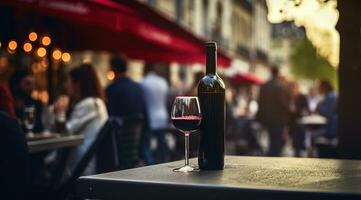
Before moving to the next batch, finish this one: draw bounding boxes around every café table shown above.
[77,156,361,200]
[298,115,328,157]
[27,133,84,153]
[298,114,327,129]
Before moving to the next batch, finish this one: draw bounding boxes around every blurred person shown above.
[288,82,309,157]
[257,67,290,156]
[54,64,108,178]
[231,86,262,155]
[142,63,169,163]
[316,80,337,138]
[307,86,321,113]
[9,70,44,133]
[106,55,147,118]
[0,111,29,200]
[247,86,259,118]
[105,55,148,163]
[0,83,16,117]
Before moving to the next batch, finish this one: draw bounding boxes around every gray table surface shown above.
[77,156,361,200]
[28,134,84,153]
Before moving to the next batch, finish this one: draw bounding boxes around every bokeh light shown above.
[41,36,51,46]
[29,32,38,42]
[37,47,47,57]
[23,42,32,53]
[52,49,62,60]
[8,40,17,51]
[61,52,71,62]
[107,70,115,81]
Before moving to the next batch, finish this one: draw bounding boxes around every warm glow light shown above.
[31,90,39,99]
[8,40,17,51]
[37,47,47,57]
[39,91,49,104]
[0,41,2,48]
[0,57,8,70]
[61,52,71,62]
[23,42,32,53]
[266,0,339,66]
[29,32,38,42]
[52,49,62,60]
[41,36,51,46]
[107,70,115,81]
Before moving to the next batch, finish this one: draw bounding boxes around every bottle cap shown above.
[205,42,217,51]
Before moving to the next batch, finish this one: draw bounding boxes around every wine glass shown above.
[24,106,36,137]
[171,96,201,172]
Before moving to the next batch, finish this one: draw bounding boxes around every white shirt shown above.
[142,73,169,129]
[64,97,108,178]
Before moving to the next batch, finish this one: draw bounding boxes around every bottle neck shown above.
[206,45,217,75]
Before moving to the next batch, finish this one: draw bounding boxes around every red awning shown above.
[232,73,264,85]
[0,0,231,66]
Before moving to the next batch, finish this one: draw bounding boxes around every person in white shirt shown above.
[55,64,108,179]
[142,63,169,164]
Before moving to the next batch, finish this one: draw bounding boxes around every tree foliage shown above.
[290,38,337,86]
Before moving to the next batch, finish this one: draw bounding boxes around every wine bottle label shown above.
[198,91,225,170]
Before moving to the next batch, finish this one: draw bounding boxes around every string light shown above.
[36,47,47,57]
[52,49,62,60]
[8,40,17,51]
[23,42,32,53]
[41,36,51,46]
[61,52,71,62]
[29,32,38,42]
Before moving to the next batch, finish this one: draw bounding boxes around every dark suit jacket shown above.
[257,79,290,127]
[0,112,29,199]
[106,77,148,120]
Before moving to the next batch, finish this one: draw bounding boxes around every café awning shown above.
[232,72,264,85]
[0,0,231,66]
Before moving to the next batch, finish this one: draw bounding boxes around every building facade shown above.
[143,0,273,86]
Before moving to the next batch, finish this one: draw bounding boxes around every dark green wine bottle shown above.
[197,42,225,170]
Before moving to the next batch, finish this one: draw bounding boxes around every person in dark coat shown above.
[105,55,149,164]
[257,67,290,156]
[0,111,29,200]
[106,55,147,119]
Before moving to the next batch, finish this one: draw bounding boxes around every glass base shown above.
[173,165,198,173]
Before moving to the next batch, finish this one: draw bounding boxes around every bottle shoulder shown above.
[198,74,225,92]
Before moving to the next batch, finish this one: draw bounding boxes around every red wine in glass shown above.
[171,116,201,133]
[171,96,201,172]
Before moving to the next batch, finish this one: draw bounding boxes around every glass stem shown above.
[184,132,190,166]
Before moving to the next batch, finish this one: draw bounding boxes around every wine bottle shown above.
[197,42,225,170]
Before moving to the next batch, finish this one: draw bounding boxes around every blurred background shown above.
[1,0,358,199]
[0,0,339,154]
[0,0,338,103]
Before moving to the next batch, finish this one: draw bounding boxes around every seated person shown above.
[316,80,337,138]
[55,64,108,179]
[9,70,44,133]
